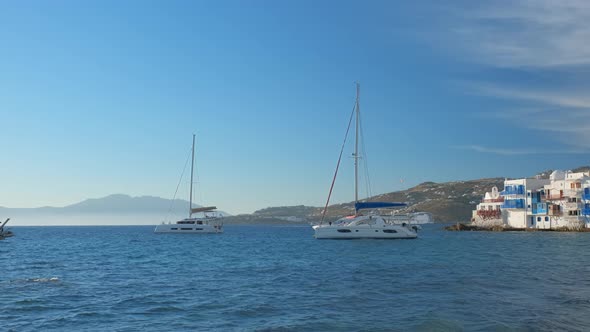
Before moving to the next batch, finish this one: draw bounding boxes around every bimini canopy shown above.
[191,206,217,213]
[355,202,406,211]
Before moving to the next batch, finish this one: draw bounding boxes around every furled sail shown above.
[191,206,217,213]
[354,202,406,211]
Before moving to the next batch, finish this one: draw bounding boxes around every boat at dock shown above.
[312,83,418,239]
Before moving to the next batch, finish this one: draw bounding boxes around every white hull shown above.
[313,215,418,239]
[154,218,223,234]
[313,225,417,239]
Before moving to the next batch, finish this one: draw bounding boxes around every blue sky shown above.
[1,1,589,214]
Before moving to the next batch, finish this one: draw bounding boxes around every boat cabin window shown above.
[181,228,192,230]
[171,228,178,230]
[337,229,351,233]
[197,221,203,225]
[383,229,398,233]
[195,228,203,231]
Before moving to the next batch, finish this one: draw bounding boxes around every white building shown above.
[471,186,504,227]
[473,170,590,229]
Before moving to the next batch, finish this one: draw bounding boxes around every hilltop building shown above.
[472,170,590,229]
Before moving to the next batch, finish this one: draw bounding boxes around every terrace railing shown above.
[501,199,525,209]
[502,185,525,196]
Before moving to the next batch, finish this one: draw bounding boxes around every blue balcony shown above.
[502,199,525,209]
[502,185,525,196]
[532,203,547,214]
[531,191,543,203]
[583,208,590,216]
[583,188,590,200]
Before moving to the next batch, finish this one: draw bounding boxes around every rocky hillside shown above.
[225,177,505,224]
[329,177,506,222]
[357,178,505,222]
[226,165,590,224]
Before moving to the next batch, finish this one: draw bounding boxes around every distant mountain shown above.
[0,194,230,216]
[62,194,190,213]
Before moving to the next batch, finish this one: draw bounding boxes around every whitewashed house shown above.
[471,186,504,227]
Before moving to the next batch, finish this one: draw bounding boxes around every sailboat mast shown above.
[354,82,360,205]
[189,134,195,218]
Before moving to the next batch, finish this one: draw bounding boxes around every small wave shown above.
[409,317,464,331]
[28,277,60,283]
[146,305,186,313]
[563,298,590,305]
[15,298,45,305]
[4,277,60,284]
[234,304,278,317]
[73,311,104,318]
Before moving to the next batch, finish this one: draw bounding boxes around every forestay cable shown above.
[320,103,356,225]
[164,147,192,222]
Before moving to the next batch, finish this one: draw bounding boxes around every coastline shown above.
[446,222,590,232]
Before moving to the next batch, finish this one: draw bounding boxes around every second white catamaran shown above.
[312,83,419,239]
[154,135,223,234]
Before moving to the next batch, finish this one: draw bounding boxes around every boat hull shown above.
[154,223,223,234]
[312,224,417,239]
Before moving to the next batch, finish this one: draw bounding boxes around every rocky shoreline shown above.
[445,223,590,232]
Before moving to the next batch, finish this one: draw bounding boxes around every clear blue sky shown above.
[1,1,589,214]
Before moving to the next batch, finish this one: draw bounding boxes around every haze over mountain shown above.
[0,194,229,226]
[0,194,198,214]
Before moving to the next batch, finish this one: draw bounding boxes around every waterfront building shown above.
[471,186,504,227]
[473,170,590,229]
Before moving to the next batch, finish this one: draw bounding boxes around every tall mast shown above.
[354,82,360,205]
[189,134,195,218]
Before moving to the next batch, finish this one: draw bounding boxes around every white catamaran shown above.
[154,135,223,234]
[312,83,419,239]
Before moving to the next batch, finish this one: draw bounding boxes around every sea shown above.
[2,224,590,331]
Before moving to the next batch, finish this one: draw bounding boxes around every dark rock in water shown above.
[445,223,482,231]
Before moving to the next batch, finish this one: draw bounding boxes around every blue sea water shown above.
[2,224,590,331]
